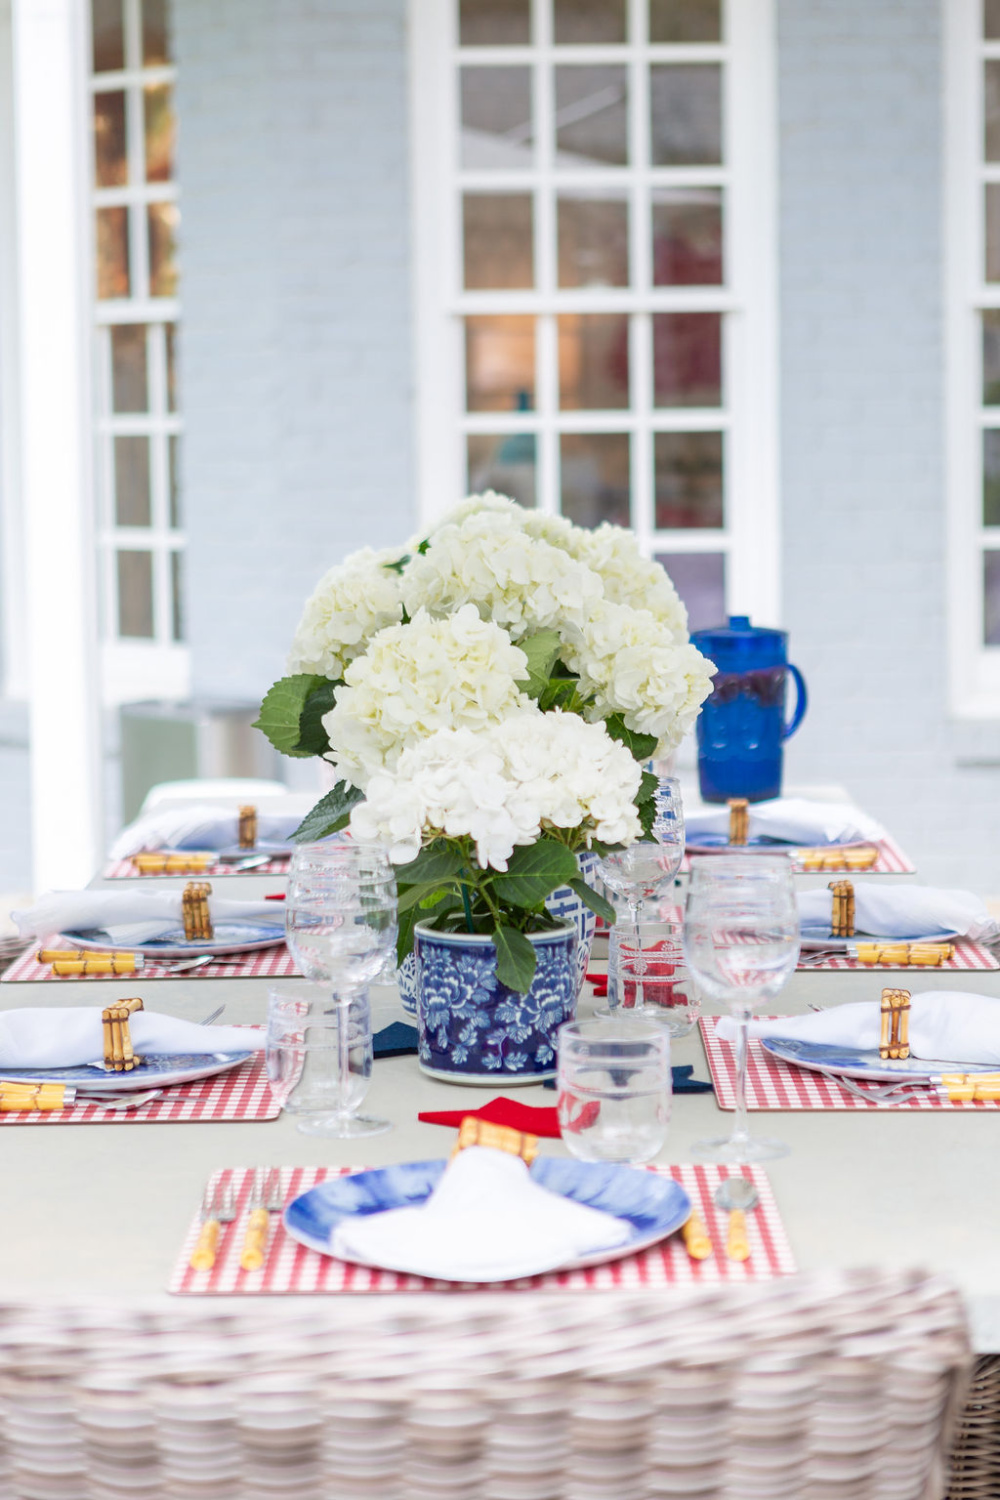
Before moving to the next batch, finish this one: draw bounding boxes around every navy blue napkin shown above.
[373,1021,419,1058]
[542,1064,712,1094]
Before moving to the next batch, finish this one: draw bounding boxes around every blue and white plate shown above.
[0,1050,254,1092]
[59,923,286,959]
[686,834,871,854]
[283,1158,691,1281]
[799,924,959,952]
[761,1035,999,1084]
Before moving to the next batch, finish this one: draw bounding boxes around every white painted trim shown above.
[0,0,27,700]
[944,0,1000,716]
[12,0,103,886]
[409,0,779,627]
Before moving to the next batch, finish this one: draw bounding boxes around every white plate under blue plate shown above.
[283,1158,691,1282]
[798,924,959,952]
[0,1050,253,1092]
[59,923,286,959]
[761,1035,999,1084]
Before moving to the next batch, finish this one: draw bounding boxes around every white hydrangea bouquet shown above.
[255,493,715,990]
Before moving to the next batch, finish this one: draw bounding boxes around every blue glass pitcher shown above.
[690,616,808,803]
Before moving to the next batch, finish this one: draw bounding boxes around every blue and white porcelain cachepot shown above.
[413,920,577,1085]
[397,850,600,1016]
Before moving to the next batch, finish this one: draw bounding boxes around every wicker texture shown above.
[946,1354,1000,1500]
[0,1270,971,1499]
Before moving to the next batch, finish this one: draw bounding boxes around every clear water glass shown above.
[609,916,700,1035]
[283,841,397,1138]
[653,775,685,871]
[557,1017,671,1165]
[682,856,799,1207]
[266,985,373,1134]
[598,840,684,1009]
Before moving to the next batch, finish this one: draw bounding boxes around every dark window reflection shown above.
[560,433,630,528]
[652,189,723,285]
[463,195,534,288]
[650,0,721,42]
[459,0,531,45]
[117,550,154,638]
[655,551,725,631]
[114,436,151,526]
[653,313,722,407]
[985,552,1000,645]
[92,0,124,72]
[559,315,629,410]
[468,433,536,508]
[655,432,723,529]
[555,66,628,166]
[111,325,148,412]
[554,0,625,43]
[650,65,722,166]
[466,316,535,412]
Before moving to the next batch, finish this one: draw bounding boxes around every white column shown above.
[11,0,103,889]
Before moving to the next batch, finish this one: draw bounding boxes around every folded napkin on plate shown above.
[330,1146,632,1281]
[716,992,1000,1066]
[685,798,884,846]
[108,802,312,859]
[12,891,282,947]
[797,883,999,943]
[0,1008,260,1069]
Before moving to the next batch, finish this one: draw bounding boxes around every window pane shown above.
[463,195,534,288]
[988,0,1000,39]
[650,0,721,42]
[987,63,1000,163]
[985,552,1000,645]
[985,431,1000,526]
[468,433,536,507]
[148,203,179,296]
[655,551,725,630]
[171,551,184,642]
[653,313,721,407]
[652,188,723,285]
[555,66,628,167]
[96,207,130,299]
[92,0,124,72]
[168,435,182,527]
[554,0,625,44]
[94,91,127,187]
[165,324,179,411]
[111,325,148,412]
[559,314,629,409]
[986,313,1000,404]
[561,433,630,527]
[117,551,154,638]
[143,0,170,64]
[465,316,535,411]
[987,185,1000,282]
[459,0,530,45]
[650,65,722,166]
[655,432,723,528]
[144,85,174,183]
[114,436,151,526]
[558,194,629,287]
[461,67,532,170]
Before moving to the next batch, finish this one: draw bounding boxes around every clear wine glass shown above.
[283,842,397,1138]
[682,856,800,1209]
[598,836,685,1013]
[652,775,685,871]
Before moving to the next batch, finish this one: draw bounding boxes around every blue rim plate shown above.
[283,1158,691,1282]
[686,834,872,853]
[0,1050,254,1092]
[761,1035,1000,1083]
[799,925,959,952]
[59,923,286,959]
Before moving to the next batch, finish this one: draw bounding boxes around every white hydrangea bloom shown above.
[572,524,689,640]
[401,507,603,641]
[563,600,716,756]
[322,604,531,790]
[420,490,525,537]
[349,711,642,870]
[287,546,405,680]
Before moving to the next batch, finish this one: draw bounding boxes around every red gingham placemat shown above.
[169,1162,795,1296]
[0,1043,278,1125]
[103,856,291,879]
[699,1015,1000,1111]
[681,834,915,875]
[2,942,299,983]
[797,937,999,972]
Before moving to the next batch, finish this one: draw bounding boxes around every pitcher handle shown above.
[783,664,808,740]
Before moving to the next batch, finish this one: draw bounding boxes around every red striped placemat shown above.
[797,937,999,972]
[103,856,291,879]
[699,1015,1000,1111]
[2,943,299,983]
[169,1162,795,1296]
[0,1044,277,1125]
[680,834,915,875]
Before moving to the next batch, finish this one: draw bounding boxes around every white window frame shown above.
[91,0,189,705]
[409,0,780,624]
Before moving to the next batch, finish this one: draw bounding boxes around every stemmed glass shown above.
[282,841,397,1138]
[682,856,799,1209]
[652,776,685,868]
[598,782,686,1015]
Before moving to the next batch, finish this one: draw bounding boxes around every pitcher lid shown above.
[690,615,788,664]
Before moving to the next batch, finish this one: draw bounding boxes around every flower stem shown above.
[459,882,475,933]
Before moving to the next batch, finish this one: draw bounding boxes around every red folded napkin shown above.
[587,969,609,997]
[417,1094,600,1140]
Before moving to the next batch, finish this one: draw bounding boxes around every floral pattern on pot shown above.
[414,922,577,1083]
[398,850,599,1016]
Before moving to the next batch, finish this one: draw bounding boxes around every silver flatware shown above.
[215,854,272,870]
[75,1088,164,1110]
[199,1004,225,1026]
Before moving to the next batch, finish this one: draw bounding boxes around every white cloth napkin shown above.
[685,798,884,846]
[0,1009,261,1070]
[797,883,999,942]
[331,1147,633,1282]
[12,891,282,947]
[716,993,1000,1066]
[108,803,308,858]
